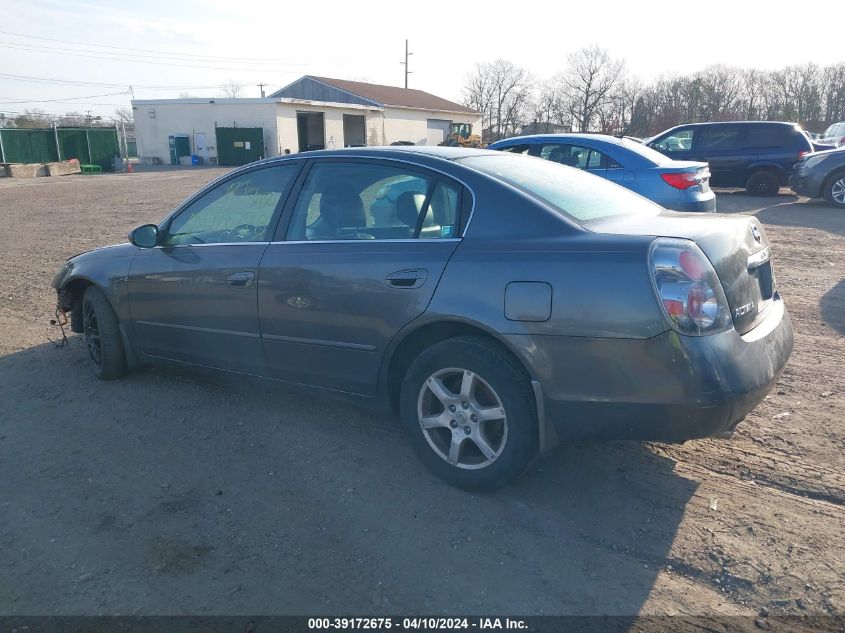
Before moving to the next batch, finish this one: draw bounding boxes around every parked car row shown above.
[488,134,716,212]
[489,120,845,209]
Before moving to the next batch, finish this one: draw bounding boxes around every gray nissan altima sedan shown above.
[53,146,793,490]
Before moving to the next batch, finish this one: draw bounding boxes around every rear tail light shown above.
[798,150,810,159]
[660,169,707,190]
[839,136,845,147]
[649,238,732,335]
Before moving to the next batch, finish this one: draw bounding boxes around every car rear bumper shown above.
[665,194,717,213]
[508,293,793,443]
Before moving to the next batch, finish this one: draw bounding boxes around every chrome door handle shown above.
[385,268,428,289]
[226,271,255,287]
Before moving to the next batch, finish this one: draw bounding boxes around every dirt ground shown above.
[0,168,842,623]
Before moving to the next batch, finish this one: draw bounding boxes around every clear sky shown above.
[1,0,841,120]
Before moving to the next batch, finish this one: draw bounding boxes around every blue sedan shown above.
[489,133,717,212]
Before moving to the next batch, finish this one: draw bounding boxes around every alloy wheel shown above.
[416,367,507,470]
[832,177,845,205]
[83,301,103,371]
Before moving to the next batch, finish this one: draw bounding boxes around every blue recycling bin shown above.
[191,155,201,165]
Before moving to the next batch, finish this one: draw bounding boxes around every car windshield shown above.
[459,153,661,223]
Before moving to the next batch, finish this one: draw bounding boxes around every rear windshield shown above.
[613,137,676,165]
[459,153,660,223]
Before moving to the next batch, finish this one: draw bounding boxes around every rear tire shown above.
[823,170,845,208]
[399,336,537,491]
[746,170,780,196]
[81,286,126,380]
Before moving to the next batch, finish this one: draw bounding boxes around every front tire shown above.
[746,170,780,196]
[82,286,126,380]
[399,336,537,491]
[823,170,845,208]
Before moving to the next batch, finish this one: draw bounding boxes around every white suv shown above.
[820,122,845,148]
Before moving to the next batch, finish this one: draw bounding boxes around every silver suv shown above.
[820,122,845,148]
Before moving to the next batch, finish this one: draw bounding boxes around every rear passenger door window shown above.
[696,126,743,153]
[501,144,531,155]
[538,144,609,172]
[745,125,788,150]
[605,154,623,169]
[284,161,461,241]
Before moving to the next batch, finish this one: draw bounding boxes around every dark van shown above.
[647,121,813,196]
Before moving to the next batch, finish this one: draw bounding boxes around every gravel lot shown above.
[0,168,842,622]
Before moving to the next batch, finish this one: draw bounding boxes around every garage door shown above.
[215,127,264,166]
[426,119,452,145]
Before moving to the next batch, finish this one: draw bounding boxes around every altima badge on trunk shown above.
[735,301,756,318]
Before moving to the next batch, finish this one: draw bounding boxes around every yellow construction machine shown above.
[440,123,483,148]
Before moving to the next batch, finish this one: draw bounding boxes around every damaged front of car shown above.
[51,244,136,338]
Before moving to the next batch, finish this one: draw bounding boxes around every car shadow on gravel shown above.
[714,189,800,213]
[0,339,698,618]
[715,190,845,237]
[820,279,845,335]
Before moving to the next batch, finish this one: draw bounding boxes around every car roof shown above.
[492,133,628,146]
[699,121,796,126]
[251,145,498,167]
[661,121,800,131]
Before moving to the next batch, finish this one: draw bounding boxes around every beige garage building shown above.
[131,75,481,166]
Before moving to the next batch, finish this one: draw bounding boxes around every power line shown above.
[0,39,296,67]
[0,72,249,91]
[0,91,129,104]
[0,29,342,64]
[0,109,118,117]
[0,41,333,72]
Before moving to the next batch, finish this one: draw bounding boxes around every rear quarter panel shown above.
[426,160,668,341]
[427,232,666,340]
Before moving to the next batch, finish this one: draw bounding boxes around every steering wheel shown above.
[224,223,259,241]
[337,228,375,240]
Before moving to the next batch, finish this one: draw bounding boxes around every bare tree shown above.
[558,46,626,132]
[463,59,533,142]
[822,63,845,126]
[597,76,642,134]
[11,109,52,128]
[113,107,135,135]
[527,79,572,133]
[466,53,845,140]
[219,80,243,98]
[56,111,101,127]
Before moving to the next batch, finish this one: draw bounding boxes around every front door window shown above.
[164,165,299,245]
[652,129,694,154]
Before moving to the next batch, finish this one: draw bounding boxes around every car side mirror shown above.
[129,224,159,248]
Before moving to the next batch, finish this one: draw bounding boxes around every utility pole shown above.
[258,82,266,98]
[400,39,412,89]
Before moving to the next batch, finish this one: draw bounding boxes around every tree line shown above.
[463,47,845,142]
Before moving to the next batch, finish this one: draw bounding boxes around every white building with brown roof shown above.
[131,75,482,166]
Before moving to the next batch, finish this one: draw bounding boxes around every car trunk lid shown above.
[589,211,774,335]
